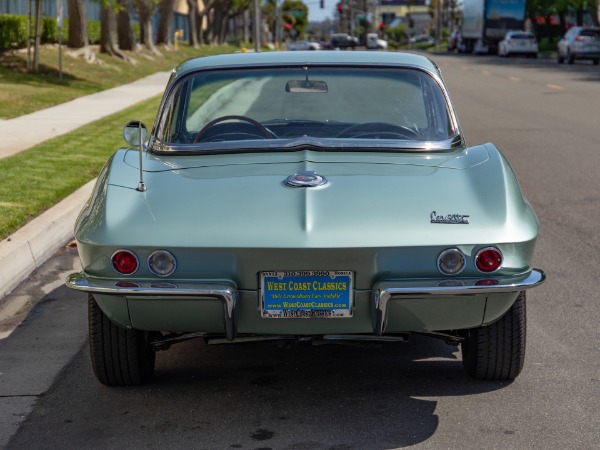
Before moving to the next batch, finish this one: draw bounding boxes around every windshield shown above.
[154,66,456,151]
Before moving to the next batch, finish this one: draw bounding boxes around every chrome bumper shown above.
[373,269,545,335]
[66,272,238,341]
[67,269,545,341]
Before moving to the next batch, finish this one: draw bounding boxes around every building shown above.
[376,0,429,27]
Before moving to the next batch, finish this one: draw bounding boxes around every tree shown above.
[282,0,308,38]
[263,0,277,42]
[137,0,159,53]
[186,0,199,47]
[157,0,177,46]
[200,0,252,45]
[33,0,41,72]
[100,0,132,61]
[116,0,135,51]
[198,0,218,45]
[68,0,88,48]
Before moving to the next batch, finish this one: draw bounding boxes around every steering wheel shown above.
[336,122,420,139]
[193,115,273,143]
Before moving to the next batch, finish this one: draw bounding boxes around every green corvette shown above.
[66,51,545,386]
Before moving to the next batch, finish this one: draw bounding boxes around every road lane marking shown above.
[546,83,564,90]
[482,70,492,75]
[509,76,521,81]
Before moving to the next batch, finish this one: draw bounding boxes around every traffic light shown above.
[379,22,384,31]
[337,2,343,13]
[285,23,292,31]
[320,0,324,8]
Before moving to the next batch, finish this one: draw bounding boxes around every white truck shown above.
[461,0,527,53]
[366,33,388,50]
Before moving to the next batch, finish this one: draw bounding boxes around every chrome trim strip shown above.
[373,269,545,336]
[66,272,238,341]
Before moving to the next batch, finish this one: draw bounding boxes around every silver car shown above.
[287,40,321,51]
[557,26,600,65]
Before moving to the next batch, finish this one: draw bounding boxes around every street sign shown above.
[289,11,305,18]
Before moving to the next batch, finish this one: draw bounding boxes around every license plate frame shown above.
[260,270,353,318]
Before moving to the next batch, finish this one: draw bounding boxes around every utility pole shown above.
[27,0,32,71]
[253,0,261,52]
[57,0,63,80]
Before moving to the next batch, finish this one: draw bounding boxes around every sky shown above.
[307,0,335,22]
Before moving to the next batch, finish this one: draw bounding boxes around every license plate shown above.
[261,271,353,318]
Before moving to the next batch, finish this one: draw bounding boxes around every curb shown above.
[0,180,95,301]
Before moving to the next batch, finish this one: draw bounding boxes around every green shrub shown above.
[41,17,57,43]
[0,14,101,49]
[538,37,556,53]
[87,19,101,45]
[0,15,28,51]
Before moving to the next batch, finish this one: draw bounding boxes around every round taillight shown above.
[437,248,466,275]
[148,250,176,277]
[475,247,503,273]
[111,250,139,275]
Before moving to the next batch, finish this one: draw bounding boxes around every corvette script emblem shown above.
[284,171,327,188]
[430,211,470,224]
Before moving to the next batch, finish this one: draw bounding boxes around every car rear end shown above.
[571,28,600,63]
[503,31,538,57]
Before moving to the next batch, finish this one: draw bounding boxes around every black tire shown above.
[593,59,599,66]
[88,294,156,386]
[461,291,526,380]
[557,53,564,64]
[567,50,575,64]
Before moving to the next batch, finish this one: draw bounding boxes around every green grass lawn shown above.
[0,96,160,240]
[0,42,241,239]
[0,43,238,119]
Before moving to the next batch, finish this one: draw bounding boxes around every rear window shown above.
[155,66,456,151]
[511,33,535,39]
[580,29,600,39]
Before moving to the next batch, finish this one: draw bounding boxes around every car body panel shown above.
[67,51,544,343]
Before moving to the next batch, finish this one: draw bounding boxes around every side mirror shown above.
[123,121,148,192]
[123,121,148,147]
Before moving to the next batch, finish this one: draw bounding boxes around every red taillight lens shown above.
[475,279,499,286]
[112,250,139,275]
[475,247,503,273]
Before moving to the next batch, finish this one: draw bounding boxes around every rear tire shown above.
[461,291,526,380]
[557,53,564,64]
[593,59,599,66]
[567,50,575,64]
[88,294,156,386]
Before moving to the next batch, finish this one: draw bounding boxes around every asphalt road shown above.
[2,53,599,449]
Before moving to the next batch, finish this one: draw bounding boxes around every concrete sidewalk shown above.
[0,71,171,315]
[0,71,170,159]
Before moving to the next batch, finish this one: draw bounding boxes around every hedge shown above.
[0,14,101,52]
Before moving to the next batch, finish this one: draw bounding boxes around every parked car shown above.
[330,33,358,49]
[67,51,545,386]
[409,34,435,46]
[366,33,388,50]
[287,40,321,51]
[498,30,538,58]
[557,26,600,65]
